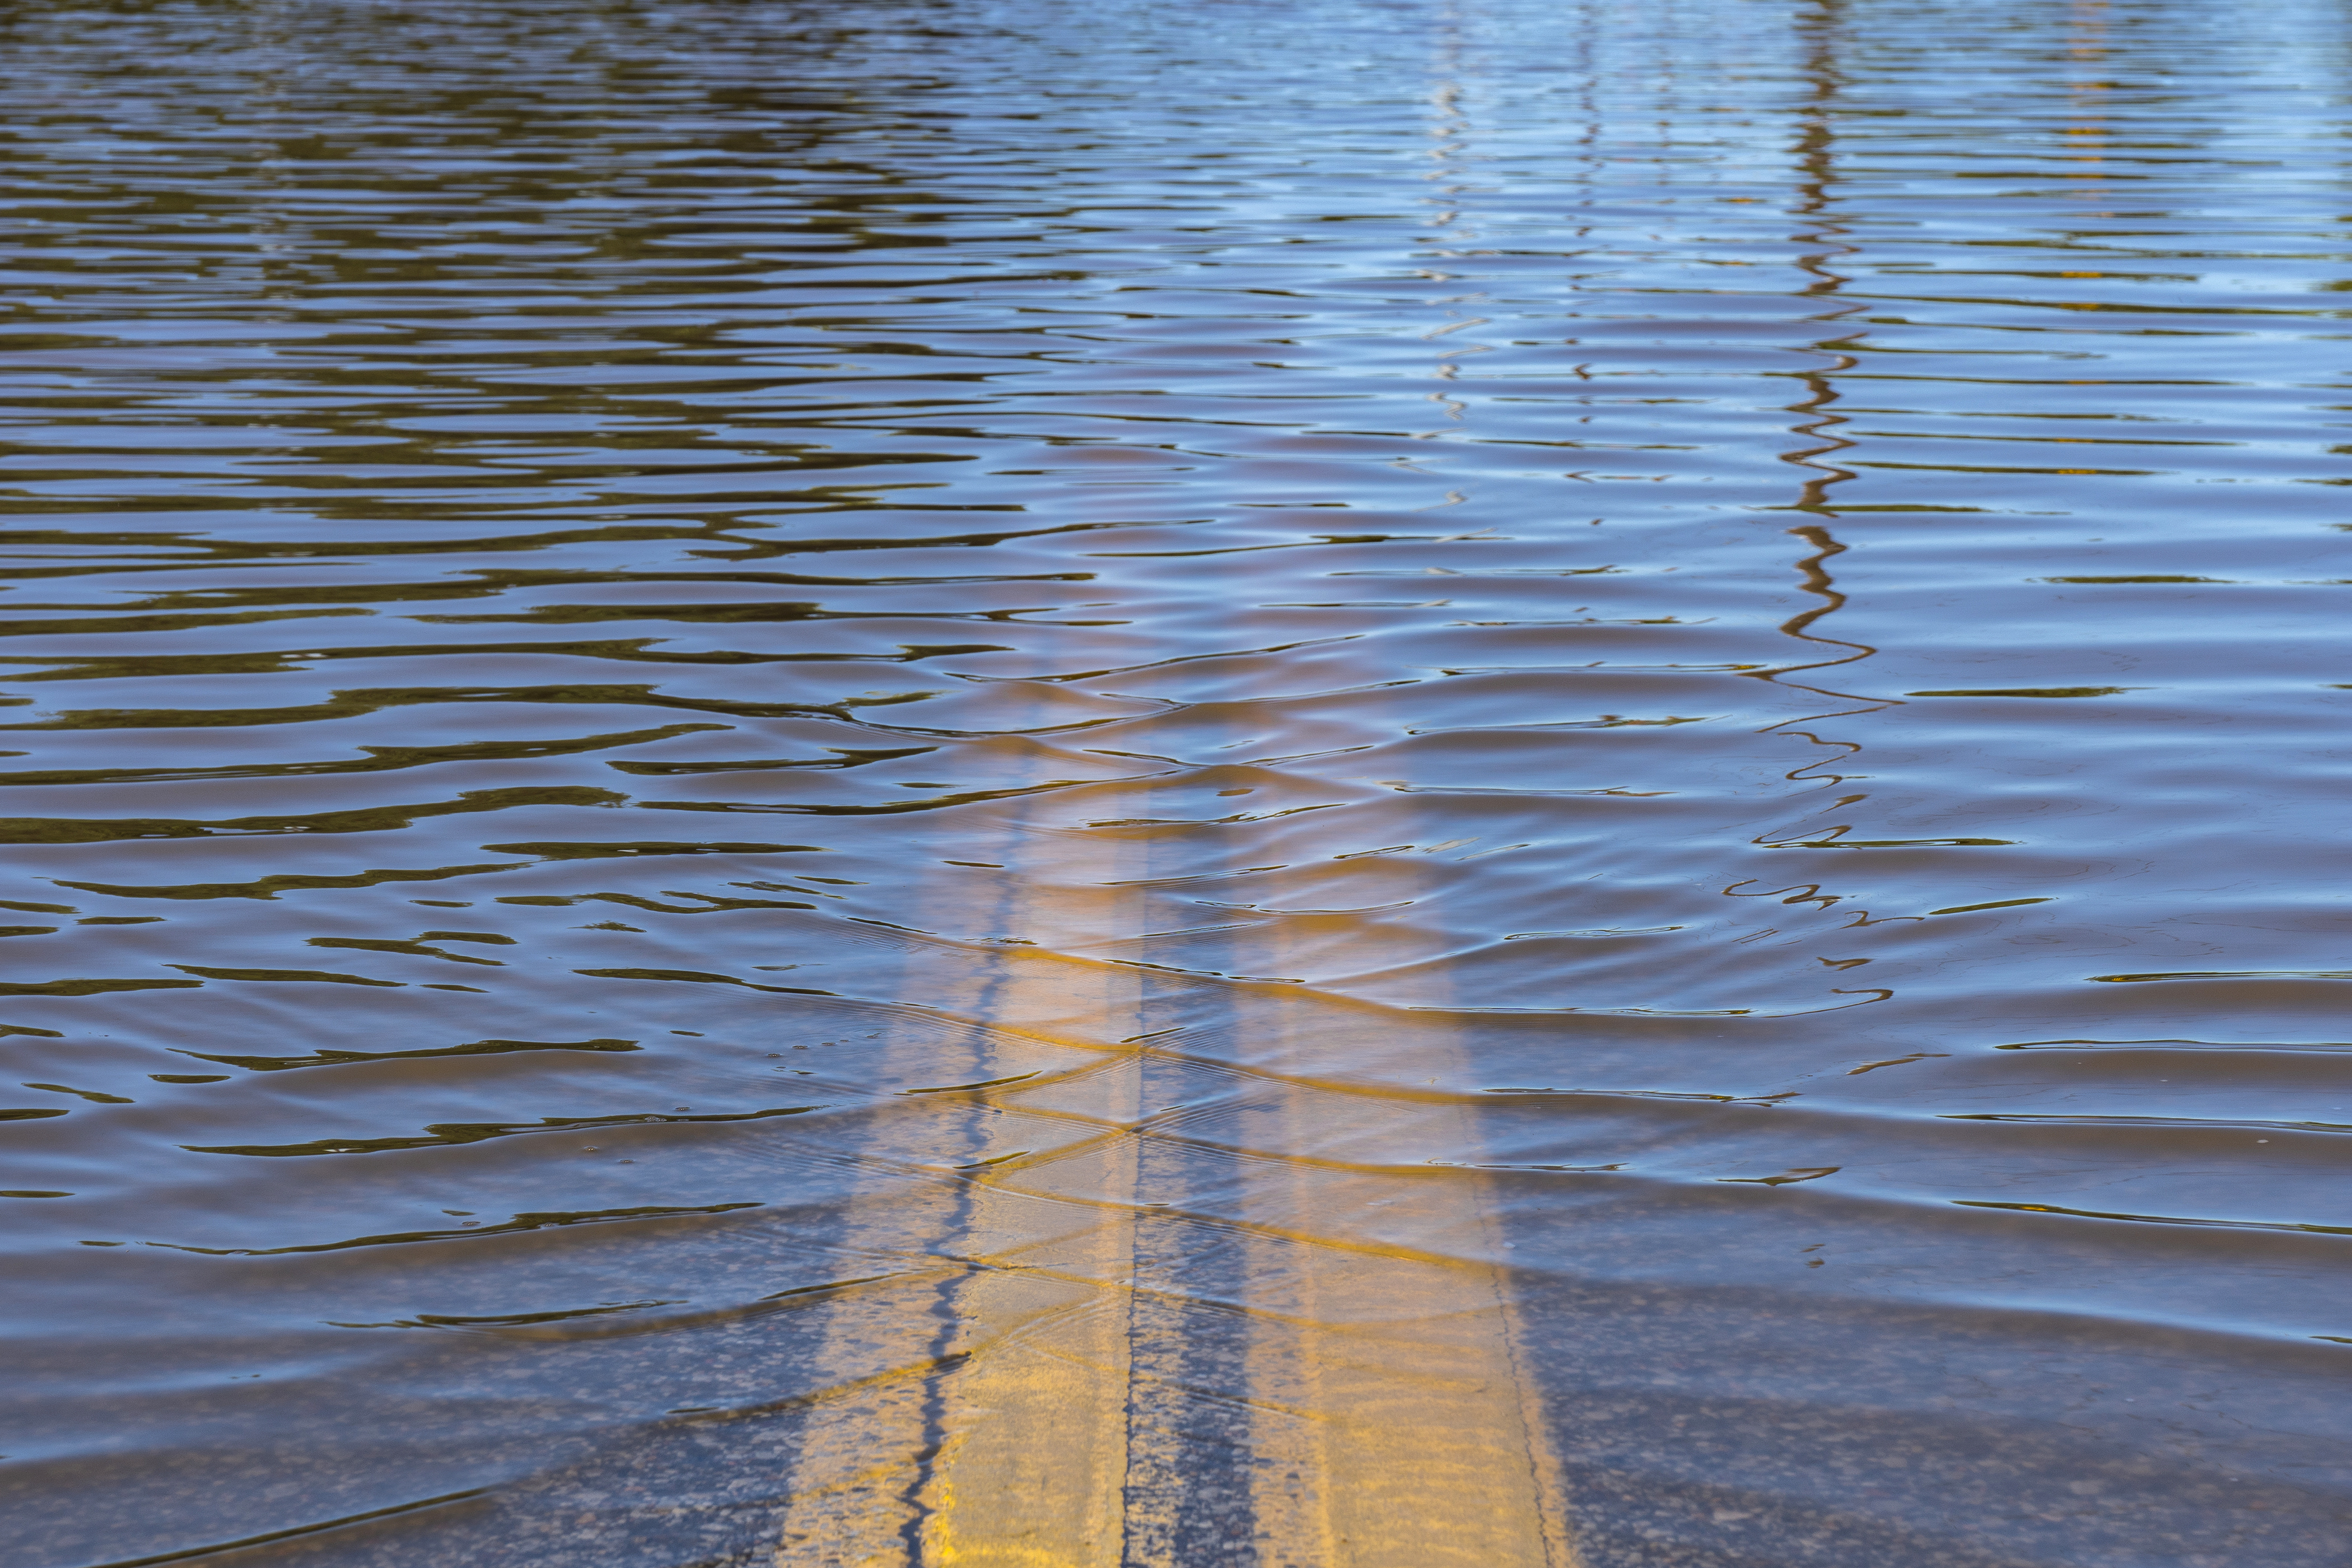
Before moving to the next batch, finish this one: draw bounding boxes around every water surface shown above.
[4,1,2351,1563]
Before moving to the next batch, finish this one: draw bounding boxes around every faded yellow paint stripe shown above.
[1225,973,1573,1566]
[915,934,1143,1565]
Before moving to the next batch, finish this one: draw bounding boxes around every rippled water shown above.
[5,1,2351,1562]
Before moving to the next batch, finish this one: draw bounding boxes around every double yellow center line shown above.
[767,818,1577,1566]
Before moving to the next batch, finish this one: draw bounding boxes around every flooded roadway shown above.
[3,1,2351,1563]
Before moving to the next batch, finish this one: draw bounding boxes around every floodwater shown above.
[3,1,2350,1562]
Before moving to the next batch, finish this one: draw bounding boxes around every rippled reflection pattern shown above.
[4,1,2351,1564]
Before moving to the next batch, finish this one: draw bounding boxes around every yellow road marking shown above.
[773,796,1575,1565]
